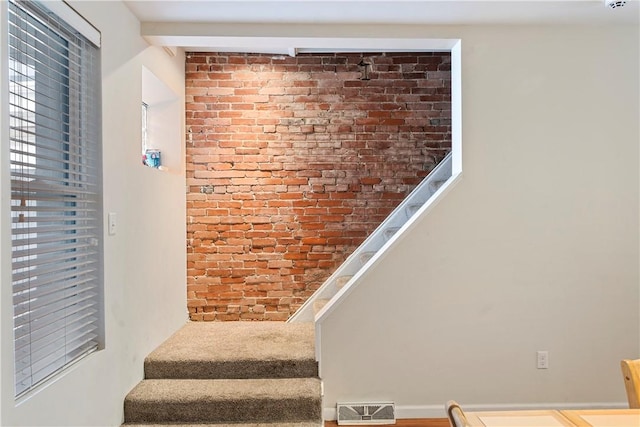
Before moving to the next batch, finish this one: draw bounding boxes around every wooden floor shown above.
[325,419,450,427]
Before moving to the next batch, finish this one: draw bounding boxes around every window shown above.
[141,66,181,171]
[141,101,161,168]
[141,101,149,155]
[7,0,102,398]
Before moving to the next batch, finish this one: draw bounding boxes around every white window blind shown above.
[7,0,102,398]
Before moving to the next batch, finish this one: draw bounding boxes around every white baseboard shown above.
[323,402,628,421]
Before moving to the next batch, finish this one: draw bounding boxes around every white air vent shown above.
[337,402,395,425]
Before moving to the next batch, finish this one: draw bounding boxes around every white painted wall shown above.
[319,24,639,418]
[0,3,637,425]
[0,1,187,425]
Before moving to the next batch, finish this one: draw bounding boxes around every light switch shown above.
[108,212,117,235]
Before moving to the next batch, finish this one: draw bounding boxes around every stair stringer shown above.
[288,153,454,324]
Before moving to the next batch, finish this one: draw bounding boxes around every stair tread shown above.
[383,227,400,239]
[335,275,352,289]
[406,204,422,216]
[313,299,329,314]
[148,322,314,362]
[359,252,375,264]
[145,322,317,379]
[126,378,321,403]
[125,378,322,424]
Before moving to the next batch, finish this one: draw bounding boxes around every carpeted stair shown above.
[126,424,321,427]
[123,322,322,426]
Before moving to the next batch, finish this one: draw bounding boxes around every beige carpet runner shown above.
[123,321,322,426]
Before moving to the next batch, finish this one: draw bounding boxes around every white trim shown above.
[162,46,177,57]
[315,322,322,366]
[324,407,336,421]
[0,0,13,412]
[323,402,629,421]
[450,40,462,175]
[45,1,101,47]
[140,23,458,53]
[313,170,462,327]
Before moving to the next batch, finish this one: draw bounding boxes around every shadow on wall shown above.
[185,52,452,321]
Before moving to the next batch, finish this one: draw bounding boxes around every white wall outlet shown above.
[108,212,117,236]
[537,350,549,369]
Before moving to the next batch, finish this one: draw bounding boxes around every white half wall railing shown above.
[288,152,454,324]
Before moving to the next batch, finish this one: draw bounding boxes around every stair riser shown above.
[124,423,323,427]
[145,360,318,380]
[125,397,322,424]
[125,322,321,425]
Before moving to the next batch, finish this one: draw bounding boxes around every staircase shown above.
[123,154,454,425]
[123,321,323,426]
[288,152,453,323]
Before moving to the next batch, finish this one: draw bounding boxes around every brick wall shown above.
[186,52,451,321]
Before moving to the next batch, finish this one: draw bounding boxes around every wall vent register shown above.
[337,402,395,425]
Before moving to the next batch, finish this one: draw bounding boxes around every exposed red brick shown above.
[186,52,451,321]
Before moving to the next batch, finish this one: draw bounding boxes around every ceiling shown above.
[124,0,639,53]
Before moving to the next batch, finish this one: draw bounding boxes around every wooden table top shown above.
[559,409,640,427]
[465,410,575,427]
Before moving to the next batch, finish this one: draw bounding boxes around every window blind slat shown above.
[11,205,98,215]
[12,257,96,284]
[10,129,101,157]
[11,248,98,271]
[15,309,97,345]
[15,335,100,386]
[14,285,97,317]
[9,160,96,181]
[7,27,85,83]
[12,223,96,236]
[10,180,98,195]
[15,312,98,354]
[8,17,87,72]
[9,112,98,151]
[14,290,98,329]
[11,147,98,172]
[12,241,97,259]
[15,330,99,390]
[13,274,97,307]
[11,216,97,227]
[12,232,97,248]
[14,300,96,338]
[15,323,98,368]
[10,172,98,188]
[11,194,98,205]
[16,333,99,382]
[13,266,97,298]
[9,0,102,398]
